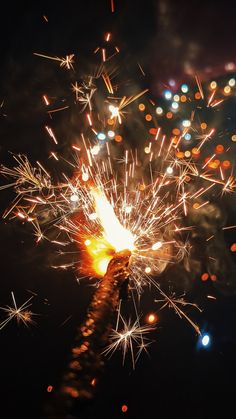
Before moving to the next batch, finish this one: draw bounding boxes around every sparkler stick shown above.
[44,249,131,418]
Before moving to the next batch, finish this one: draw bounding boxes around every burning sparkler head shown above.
[105,249,131,280]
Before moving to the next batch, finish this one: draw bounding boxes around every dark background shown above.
[1,1,236,418]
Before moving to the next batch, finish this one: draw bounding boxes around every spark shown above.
[103,313,155,369]
[43,95,50,106]
[34,53,75,70]
[155,291,202,335]
[47,106,69,115]
[45,125,58,144]
[222,225,236,230]
[0,292,35,330]
[111,0,115,13]
[195,74,204,99]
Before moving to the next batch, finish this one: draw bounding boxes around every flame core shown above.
[91,189,135,252]
[85,189,135,276]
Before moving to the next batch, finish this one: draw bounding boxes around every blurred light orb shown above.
[164,90,172,100]
[97,132,106,141]
[201,334,210,347]
[121,405,128,413]
[169,79,176,87]
[147,313,158,323]
[108,130,115,138]
[181,84,189,93]
[166,166,174,175]
[184,151,191,158]
[166,166,173,175]
[210,81,217,90]
[156,106,163,115]
[225,62,235,71]
[184,133,192,141]
[171,101,179,110]
[224,86,231,94]
[182,119,191,128]
[229,78,236,87]
[173,94,180,102]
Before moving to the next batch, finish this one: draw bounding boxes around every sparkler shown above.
[1,30,236,416]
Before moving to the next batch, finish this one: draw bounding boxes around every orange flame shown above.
[84,189,135,276]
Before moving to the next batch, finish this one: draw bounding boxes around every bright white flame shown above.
[91,189,135,252]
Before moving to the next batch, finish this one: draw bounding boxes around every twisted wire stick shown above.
[44,249,131,418]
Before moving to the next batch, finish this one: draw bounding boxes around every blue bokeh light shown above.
[201,334,210,347]
[164,90,172,100]
[184,133,192,141]
[97,132,106,141]
[181,83,189,93]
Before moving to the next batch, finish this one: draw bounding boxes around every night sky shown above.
[1,1,236,418]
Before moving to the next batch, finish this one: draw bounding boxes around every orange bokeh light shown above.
[121,405,128,413]
[215,144,224,154]
[222,160,231,169]
[176,151,185,159]
[230,243,236,252]
[192,147,200,156]
[149,128,158,135]
[172,128,180,136]
[139,103,145,111]
[200,122,207,130]
[115,135,123,142]
[146,313,158,324]
[145,114,152,121]
[201,273,209,281]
